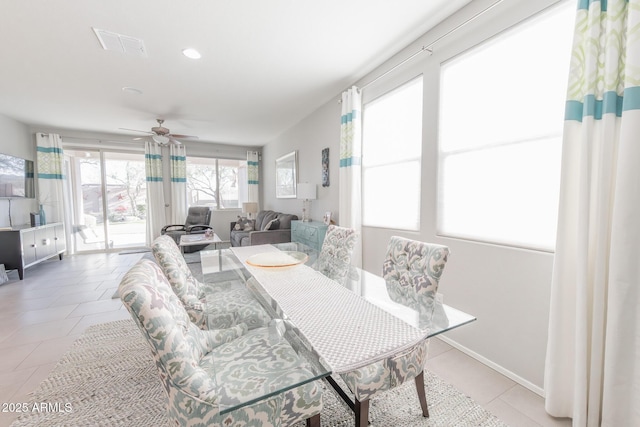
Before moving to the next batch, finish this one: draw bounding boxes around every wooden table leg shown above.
[415,371,429,417]
[306,413,320,427]
[355,398,370,427]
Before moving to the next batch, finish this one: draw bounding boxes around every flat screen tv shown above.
[0,152,35,198]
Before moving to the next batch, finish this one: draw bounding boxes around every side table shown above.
[291,220,328,252]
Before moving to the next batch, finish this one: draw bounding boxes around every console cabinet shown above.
[291,220,328,252]
[0,223,66,280]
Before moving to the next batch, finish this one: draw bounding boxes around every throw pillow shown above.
[234,217,253,231]
[233,216,244,231]
[263,218,280,231]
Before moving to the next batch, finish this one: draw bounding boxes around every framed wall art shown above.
[275,151,297,198]
[322,147,330,187]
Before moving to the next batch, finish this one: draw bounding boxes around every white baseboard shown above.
[435,335,545,397]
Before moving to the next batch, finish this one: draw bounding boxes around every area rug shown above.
[12,319,508,427]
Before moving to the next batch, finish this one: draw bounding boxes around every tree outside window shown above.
[186,157,246,209]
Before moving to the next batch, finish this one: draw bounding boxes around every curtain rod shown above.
[339,0,504,102]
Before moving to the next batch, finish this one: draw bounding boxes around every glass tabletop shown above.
[199,241,475,340]
[344,268,476,337]
[272,242,476,338]
[196,243,475,412]
[196,247,331,415]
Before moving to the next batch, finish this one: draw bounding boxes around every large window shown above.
[186,157,247,209]
[362,76,423,230]
[438,2,574,250]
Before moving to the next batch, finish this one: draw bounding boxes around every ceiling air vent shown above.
[92,28,147,58]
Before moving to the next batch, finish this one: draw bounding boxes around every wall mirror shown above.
[275,151,297,198]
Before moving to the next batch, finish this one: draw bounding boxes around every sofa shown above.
[230,210,298,247]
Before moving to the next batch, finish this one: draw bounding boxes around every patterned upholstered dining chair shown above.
[339,236,450,426]
[314,224,358,285]
[151,235,270,330]
[119,259,323,427]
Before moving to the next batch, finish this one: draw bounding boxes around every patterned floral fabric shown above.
[341,341,428,401]
[383,236,450,326]
[341,237,450,402]
[152,235,270,330]
[315,225,357,285]
[119,259,323,427]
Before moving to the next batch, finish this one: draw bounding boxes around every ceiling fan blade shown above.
[132,137,146,141]
[170,134,199,140]
[119,127,153,134]
[168,136,182,145]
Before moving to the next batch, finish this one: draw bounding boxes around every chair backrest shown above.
[316,225,357,285]
[118,259,220,405]
[382,236,450,323]
[185,206,211,227]
[151,236,206,322]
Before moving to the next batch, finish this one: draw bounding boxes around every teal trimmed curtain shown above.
[339,86,362,267]
[169,144,187,224]
[545,1,640,425]
[144,141,166,246]
[247,150,259,208]
[35,133,65,224]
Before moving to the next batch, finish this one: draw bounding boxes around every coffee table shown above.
[178,232,223,253]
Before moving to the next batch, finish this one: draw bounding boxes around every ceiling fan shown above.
[120,119,198,145]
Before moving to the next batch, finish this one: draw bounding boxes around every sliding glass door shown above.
[65,149,147,252]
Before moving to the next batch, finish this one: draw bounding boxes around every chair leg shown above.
[306,413,321,427]
[415,371,429,417]
[355,398,370,427]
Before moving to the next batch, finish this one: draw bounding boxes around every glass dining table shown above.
[192,241,476,418]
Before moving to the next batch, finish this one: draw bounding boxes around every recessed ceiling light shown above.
[182,48,201,59]
[122,87,143,95]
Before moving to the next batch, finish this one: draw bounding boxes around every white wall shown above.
[262,100,341,222]
[262,0,567,393]
[0,114,37,227]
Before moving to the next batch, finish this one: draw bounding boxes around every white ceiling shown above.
[0,0,471,145]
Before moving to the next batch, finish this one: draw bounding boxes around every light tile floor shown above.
[0,252,572,427]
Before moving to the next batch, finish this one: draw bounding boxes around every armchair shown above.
[119,259,323,427]
[161,206,212,253]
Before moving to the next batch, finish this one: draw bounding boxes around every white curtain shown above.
[247,150,259,209]
[339,86,362,267]
[169,144,187,224]
[35,133,65,224]
[544,1,640,425]
[144,141,166,246]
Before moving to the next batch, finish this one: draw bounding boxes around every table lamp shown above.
[297,183,317,222]
[242,202,258,220]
